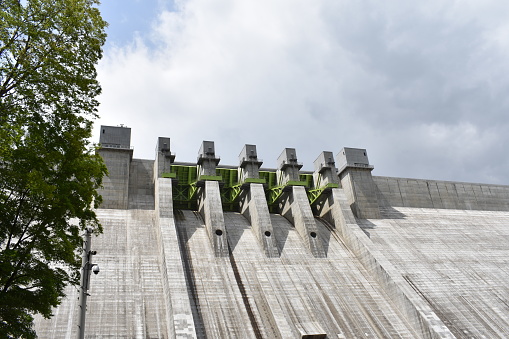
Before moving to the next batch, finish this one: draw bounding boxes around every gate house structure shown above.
[35,125,509,338]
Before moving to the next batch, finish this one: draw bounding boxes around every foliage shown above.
[0,0,107,337]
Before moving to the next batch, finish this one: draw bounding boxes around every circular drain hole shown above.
[264,231,271,237]
[215,229,223,236]
[310,232,317,238]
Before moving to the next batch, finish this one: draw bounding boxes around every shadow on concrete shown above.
[173,209,207,338]
[356,219,376,238]
[271,214,291,254]
[174,210,207,339]
[174,209,203,245]
[315,218,332,257]
[378,206,407,219]
[128,159,155,210]
[224,213,250,253]
[373,183,407,219]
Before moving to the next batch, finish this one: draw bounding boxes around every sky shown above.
[94,0,509,185]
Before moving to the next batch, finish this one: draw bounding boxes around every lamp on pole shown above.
[77,227,99,339]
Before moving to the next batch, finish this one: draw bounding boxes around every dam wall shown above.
[34,209,169,337]
[373,176,509,211]
[360,206,509,338]
[33,125,509,338]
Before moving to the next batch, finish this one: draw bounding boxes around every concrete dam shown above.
[34,125,509,338]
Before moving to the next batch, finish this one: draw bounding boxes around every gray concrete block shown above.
[99,125,131,149]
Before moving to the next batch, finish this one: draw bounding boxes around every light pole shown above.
[77,227,99,339]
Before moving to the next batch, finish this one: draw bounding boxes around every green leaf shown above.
[0,0,107,337]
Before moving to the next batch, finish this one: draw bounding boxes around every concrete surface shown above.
[374,176,509,211]
[155,178,197,338]
[239,183,279,258]
[197,181,229,257]
[128,159,155,210]
[362,206,509,338]
[33,136,509,338]
[315,188,454,339]
[97,148,132,209]
[34,209,169,338]
[279,186,326,258]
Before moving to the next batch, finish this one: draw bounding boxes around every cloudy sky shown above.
[95,0,509,185]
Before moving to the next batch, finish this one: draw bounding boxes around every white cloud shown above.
[95,0,509,184]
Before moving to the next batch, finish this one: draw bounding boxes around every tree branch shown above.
[0,35,31,98]
[0,26,21,59]
[1,240,35,294]
[6,189,28,249]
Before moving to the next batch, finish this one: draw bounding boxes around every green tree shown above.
[0,0,107,337]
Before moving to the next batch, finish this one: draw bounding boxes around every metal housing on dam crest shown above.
[35,125,509,338]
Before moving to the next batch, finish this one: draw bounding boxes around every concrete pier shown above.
[337,148,381,219]
[279,186,326,258]
[239,183,279,257]
[155,178,197,338]
[237,145,279,257]
[197,180,229,257]
[276,148,326,258]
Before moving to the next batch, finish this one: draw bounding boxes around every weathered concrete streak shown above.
[279,186,325,258]
[239,183,279,257]
[317,188,455,339]
[222,212,423,338]
[197,180,229,257]
[364,207,509,338]
[374,176,509,211]
[34,209,169,337]
[155,178,197,338]
[175,210,259,338]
